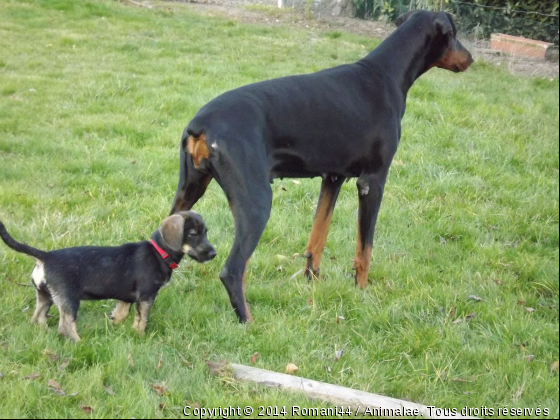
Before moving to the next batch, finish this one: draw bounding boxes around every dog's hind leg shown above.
[57,310,81,342]
[218,166,272,323]
[55,297,81,342]
[31,289,52,327]
[111,301,131,325]
[304,176,345,279]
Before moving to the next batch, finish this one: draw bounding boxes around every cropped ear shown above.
[158,214,186,252]
[395,10,418,27]
[434,12,454,37]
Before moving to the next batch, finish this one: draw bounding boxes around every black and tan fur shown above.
[0,211,216,341]
[170,11,473,322]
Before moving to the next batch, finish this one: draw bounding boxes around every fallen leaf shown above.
[104,385,116,396]
[525,355,535,362]
[465,312,476,322]
[206,360,230,376]
[306,299,313,306]
[24,373,40,380]
[276,255,288,261]
[58,358,71,371]
[21,306,29,313]
[43,350,59,363]
[517,299,527,306]
[448,307,457,318]
[81,406,93,414]
[325,366,332,373]
[550,361,559,373]
[291,180,301,185]
[292,253,300,258]
[156,355,163,371]
[493,279,503,286]
[439,235,447,244]
[453,318,463,324]
[251,352,259,364]
[48,379,66,396]
[285,363,299,374]
[337,316,345,324]
[524,307,536,313]
[159,403,166,410]
[185,401,201,409]
[151,384,169,396]
[467,295,483,302]
[335,350,344,362]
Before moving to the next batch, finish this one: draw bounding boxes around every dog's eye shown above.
[188,229,198,236]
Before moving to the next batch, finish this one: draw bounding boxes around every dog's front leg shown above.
[111,301,132,325]
[353,172,388,288]
[132,299,154,335]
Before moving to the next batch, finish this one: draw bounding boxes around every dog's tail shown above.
[0,220,48,260]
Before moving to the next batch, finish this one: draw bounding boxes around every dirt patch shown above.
[154,1,559,78]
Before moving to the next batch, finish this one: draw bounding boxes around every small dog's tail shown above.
[0,220,48,260]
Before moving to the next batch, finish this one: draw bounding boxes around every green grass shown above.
[0,0,558,418]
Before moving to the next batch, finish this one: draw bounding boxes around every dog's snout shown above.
[207,247,217,260]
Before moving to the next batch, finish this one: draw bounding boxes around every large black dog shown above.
[0,212,216,341]
[170,11,473,322]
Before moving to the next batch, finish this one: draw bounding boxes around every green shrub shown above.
[450,0,559,45]
[353,0,559,45]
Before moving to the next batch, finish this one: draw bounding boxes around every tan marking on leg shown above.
[57,309,81,342]
[31,290,51,327]
[353,240,372,289]
[242,261,253,323]
[304,188,336,279]
[186,134,210,169]
[66,318,81,342]
[132,301,153,336]
[111,301,132,325]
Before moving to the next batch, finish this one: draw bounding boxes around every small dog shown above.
[0,211,216,341]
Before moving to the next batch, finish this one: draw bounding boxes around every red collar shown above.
[150,239,179,270]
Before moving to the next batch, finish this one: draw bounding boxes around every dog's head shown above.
[157,211,216,263]
[396,10,473,73]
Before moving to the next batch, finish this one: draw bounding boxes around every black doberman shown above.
[170,10,473,322]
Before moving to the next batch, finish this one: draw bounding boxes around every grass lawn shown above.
[0,0,558,418]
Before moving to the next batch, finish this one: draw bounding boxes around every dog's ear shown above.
[158,214,186,252]
[434,12,454,38]
[395,10,418,27]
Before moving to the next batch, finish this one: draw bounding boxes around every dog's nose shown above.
[207,248,217,260]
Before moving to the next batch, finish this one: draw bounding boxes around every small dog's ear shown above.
[395,10,417,27]
[158,214,185,252]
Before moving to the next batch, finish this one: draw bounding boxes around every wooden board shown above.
[230,363,477,419]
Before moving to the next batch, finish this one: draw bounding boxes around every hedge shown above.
[353,0,559,45]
